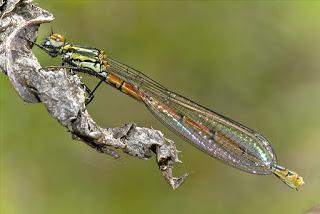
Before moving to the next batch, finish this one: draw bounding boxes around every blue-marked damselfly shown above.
[28,32,304,190]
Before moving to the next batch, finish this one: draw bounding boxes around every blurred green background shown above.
[1,1,320,214]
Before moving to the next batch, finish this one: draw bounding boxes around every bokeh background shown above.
[1,1,320,214]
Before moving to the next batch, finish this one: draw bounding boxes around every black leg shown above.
[81,83,95,105]
[85,78,105,105]
[43,65,79,71]
[91,78,105,94]
[61,62,74,75]
[47,64,107,106]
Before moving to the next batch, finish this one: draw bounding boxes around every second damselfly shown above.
[28,32,304,190]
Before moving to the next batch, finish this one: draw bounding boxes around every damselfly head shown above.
[41,33,65,57]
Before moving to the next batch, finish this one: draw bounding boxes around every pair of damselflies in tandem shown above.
[27,31,304,190]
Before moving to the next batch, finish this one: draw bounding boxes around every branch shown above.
[0,0,188,189]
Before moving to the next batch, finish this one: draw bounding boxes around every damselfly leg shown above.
[40,65,106,106]
[61,67,107,105]
[84,78,105,105]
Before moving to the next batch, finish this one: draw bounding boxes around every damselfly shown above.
[28,32,304,190]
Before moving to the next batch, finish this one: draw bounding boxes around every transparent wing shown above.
[107,57,276,174]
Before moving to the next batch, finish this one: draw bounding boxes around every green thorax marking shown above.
[63,44,100,58]
[61,43,108,73]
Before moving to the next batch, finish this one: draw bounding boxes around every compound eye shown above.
[49,38,64,48]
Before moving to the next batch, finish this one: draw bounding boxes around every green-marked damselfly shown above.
[28,32,304,190]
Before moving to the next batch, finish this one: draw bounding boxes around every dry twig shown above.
[0,0,188,189]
